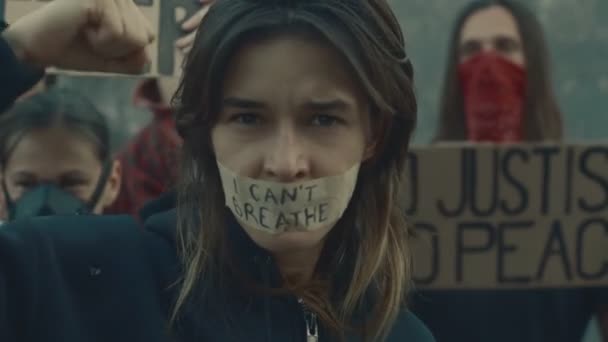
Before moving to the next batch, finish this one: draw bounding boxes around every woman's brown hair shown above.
[435,0,563,142]
[172,0,417,340]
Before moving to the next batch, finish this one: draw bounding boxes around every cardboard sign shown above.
[2,0,198,76]
[405,143,608,289]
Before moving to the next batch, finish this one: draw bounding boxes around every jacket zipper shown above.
[298,298,319,342]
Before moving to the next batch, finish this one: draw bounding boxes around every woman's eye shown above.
[230,113,261,125]
[495,36,520,54]
[60,179,87,189]
[460,40,482,58]
[311,114,342,127]
[15,181,36,189]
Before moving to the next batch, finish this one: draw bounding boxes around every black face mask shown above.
[3,162,112,221]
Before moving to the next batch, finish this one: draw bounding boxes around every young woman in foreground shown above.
[0,0,434,341]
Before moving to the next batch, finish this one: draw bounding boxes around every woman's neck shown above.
[157,77,179,105]
[273,243,324,282]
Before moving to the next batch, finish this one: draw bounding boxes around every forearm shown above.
[2,24,27,63]
[0,22,44,113]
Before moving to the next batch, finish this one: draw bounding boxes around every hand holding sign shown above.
[175,0,213,54]
[3,0,155,73]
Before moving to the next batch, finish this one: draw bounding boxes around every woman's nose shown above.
[262,127,310,182]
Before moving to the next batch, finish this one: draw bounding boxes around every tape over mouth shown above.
[217,162,360,234]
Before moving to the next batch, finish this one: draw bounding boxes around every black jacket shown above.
[412,287,607,342]
[0,194,435,341]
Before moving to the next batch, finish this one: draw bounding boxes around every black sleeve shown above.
[0,21,45,114]
[0,215,153,342]
[0,219,45,342]
[0,218,96,342]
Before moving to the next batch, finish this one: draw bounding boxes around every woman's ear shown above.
[97,160,122,213]
[0,172,6,221]
[363,116,382,162]
[363,139,378,161]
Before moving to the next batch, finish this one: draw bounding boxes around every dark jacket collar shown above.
[140,193,386,341]
[141,191,364,304]
[141,191,278,283]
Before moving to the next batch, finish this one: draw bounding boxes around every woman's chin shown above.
[242,224,332,254]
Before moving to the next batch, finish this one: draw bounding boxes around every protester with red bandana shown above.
[434,0,563,143]
[104,77,181,218]
[458,52,527,142]
[416,1,608,342]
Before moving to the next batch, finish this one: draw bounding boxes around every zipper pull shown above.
[298,298,319,342]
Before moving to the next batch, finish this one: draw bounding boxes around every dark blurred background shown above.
[51,0,608,148]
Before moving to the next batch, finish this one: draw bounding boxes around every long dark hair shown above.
[172,0,417,340]
[435,0,563,141]
[0,88,110,168]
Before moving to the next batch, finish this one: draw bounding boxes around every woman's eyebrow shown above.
[10,171,36,180]
[301,99,350,112]
[60,170,90,179]
[222,97,267,109]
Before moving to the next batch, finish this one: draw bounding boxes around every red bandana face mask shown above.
[459,53,527,142]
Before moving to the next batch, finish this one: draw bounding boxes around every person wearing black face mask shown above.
[3,162,113,220]
[0,88,121,221]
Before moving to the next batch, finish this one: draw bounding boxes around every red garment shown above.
[459,53,527,143]
[105,79,181,217]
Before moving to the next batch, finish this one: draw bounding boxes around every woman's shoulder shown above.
[0,211,179,297]
[1,215,144,274]
[1,214,142,249]
[0,214,178,341]
[387,309,436,342]
[0,213,177,280]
